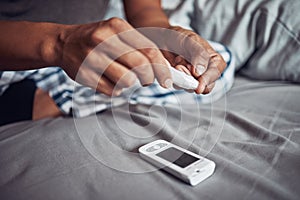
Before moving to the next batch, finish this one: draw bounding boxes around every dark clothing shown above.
[0,0,110,126]
[0,79,36,126]
[0,0,109,24]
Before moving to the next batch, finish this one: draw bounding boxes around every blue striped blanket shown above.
[0,41,235,117]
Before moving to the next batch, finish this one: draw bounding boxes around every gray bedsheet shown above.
[0,76,299,200]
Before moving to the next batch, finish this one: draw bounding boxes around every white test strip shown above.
[165,60,199,90]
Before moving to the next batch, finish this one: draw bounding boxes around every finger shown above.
[117,50,155,86]
[137,48,172,88]
[161,50,177,66]
[195,57,224,94]
[174,55,191,68]
[173,64,194,92]
[79,66,122,96]
[202,82,216,94]
[186,64,193,72]
[174,56,201,80]
[182,35,211,77]
[174,64,191,75]
[99,31,170,87]
[117,30,172,88]
[97,75,123,96]
[163,28,209,73]
[98,36,155,86]
[83,50,137,88]
[96,18,172,88]
[103,58,137,88]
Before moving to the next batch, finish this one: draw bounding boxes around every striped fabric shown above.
[0,41,235,117]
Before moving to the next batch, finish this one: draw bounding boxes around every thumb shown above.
[190,48,210,77]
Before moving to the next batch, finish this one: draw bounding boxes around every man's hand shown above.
[123,0,226,95]
[59,17,172,96]
[162,26,227,94]
[0,19,172,96]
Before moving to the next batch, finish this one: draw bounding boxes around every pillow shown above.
[190,0,300,82]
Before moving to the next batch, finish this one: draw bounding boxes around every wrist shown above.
[39,23,63,66]
[128,9,170,28]
[40,23,75,67]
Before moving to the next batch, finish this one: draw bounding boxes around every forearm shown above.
[123,0,170,28]
[0,21,66,70]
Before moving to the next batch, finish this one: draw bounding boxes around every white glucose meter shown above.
[139,140,216,186]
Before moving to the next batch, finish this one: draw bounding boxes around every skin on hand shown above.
[123,0,226,95]
[32,88,62,120]
[0,0,225,122]
[57,17,172,97]
[0,0,225,98]
[161,26,227,94]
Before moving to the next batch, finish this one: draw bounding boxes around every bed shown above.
[0,75,299,200]
[1,0,300,199]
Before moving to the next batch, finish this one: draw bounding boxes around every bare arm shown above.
[123,0,169,28]
[0,21,64,70]
[0,19,172,95]
[123,0,226,94]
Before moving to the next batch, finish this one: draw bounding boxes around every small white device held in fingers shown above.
[139,140,216,186]
[165,59,199,90]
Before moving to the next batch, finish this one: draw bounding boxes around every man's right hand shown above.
[58,17,172,96]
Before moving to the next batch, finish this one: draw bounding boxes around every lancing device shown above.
[165,59,199,90]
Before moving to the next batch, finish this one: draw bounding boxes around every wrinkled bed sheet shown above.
[0,76,299,200]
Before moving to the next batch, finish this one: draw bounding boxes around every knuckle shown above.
[209,53,221,63]
[186,32,197,39]
[132,56,150,68]
[134,64,151,76]
[90,29,103,44]
[199,75,209,86]
[179,32,197,50]
[124,77,136,87]
[214,54,227,71]
[134,65,154,84]
[143,48,160,60]
[106,17,127,29]
[184,33,198,46]
[121,74,137,87]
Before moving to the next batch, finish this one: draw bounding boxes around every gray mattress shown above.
[0,76,299,200]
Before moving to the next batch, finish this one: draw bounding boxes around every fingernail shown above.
[142,83,152,87]
[196,65,206,75]
[199,83,206,94]
[164,79,173,89]
[113,90,122,96]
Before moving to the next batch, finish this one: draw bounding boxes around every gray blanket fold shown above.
[0,76,299,200]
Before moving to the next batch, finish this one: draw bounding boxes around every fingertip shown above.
[141,81,154,87]
[112,89,122,96]
[157,60,173,89]
[202,82,215,94]
[117,71,137,88]
[191,52,209,76]
[174,64,190,75]
[194,78,206,94]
